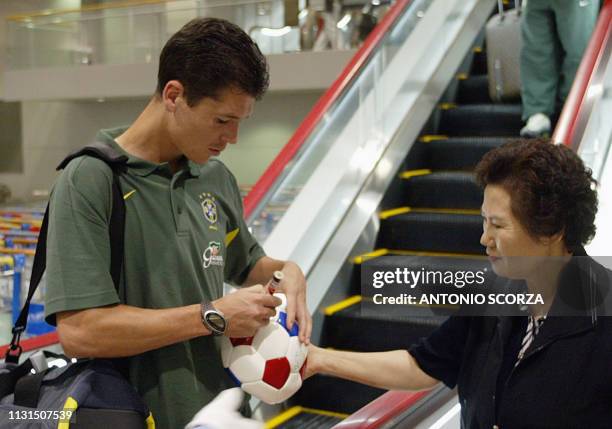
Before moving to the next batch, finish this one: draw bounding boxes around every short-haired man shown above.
[45,18,311,428]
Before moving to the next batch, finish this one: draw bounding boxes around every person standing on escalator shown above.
[520,0,599,137]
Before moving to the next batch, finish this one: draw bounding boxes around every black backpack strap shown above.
[13,369,47,408]
[12,350,72,408]
[4,142,128,364]
[58,143,128,290]
[56,141,128,170]
[108,170,126,289]
[0,359,34,398]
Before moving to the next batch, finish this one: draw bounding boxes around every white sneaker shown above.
[520,113,551,138]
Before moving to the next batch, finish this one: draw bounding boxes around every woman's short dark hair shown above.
[474,138,598,252]
[157,17,269,105]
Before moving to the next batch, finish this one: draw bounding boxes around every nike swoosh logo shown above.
[123,190,137,200]
[225,228,240,246]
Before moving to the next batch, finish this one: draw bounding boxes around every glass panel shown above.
[577,52,612,182]
[6,1,285,69]
[580,48,612,256]
[248,0,459,242]
[5,0,399,70]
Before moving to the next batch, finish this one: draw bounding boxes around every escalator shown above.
[264,17,524,429]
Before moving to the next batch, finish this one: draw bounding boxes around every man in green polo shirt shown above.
[44,18,312,428]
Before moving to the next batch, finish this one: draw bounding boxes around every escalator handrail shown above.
[332,390,431,429]
[243,0,412,220]
[552,0,612,148]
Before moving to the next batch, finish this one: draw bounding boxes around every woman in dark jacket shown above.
[305,139,612,428]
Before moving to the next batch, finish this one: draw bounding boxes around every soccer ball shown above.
[220,293,308,404]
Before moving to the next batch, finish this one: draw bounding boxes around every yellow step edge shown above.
[399,169,432,179]
[354,249,486,262]
[265,406,349,428]
[379,207,411,220]
[324,295,362,316]
[389,249,486,259]
[439,102,457,110]
[456,73,468,80]
[473,46,483,53]
[352,248,389,265]
[380,207,481,219]
[354,248,486,261]
[411,207,481,216]
[302,407,350,419]
[265,406,303,429]
[419,135,449,143]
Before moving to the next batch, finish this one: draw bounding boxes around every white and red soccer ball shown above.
[220,293,308,404]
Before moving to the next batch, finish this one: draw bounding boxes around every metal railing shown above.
[5,0,395,70]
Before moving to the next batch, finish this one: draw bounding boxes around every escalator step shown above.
[428,136,506,170]
[377,211,484,254]
[456,75,491,104]
[401,171,482,209]
[470,47,487,75]
[270,407,346,429]
[322,296,448,352]
[438,104,523,136]
[290,374,387,415]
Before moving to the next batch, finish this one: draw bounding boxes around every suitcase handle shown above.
[498,0,522,19]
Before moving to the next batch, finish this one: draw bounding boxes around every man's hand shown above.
[244,257,313,344]
[185,388,262,429]
[214,285,281,338]
[276,261,312,344]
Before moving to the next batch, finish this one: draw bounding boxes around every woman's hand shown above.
[303,344,324,380]
[300,346,440,391]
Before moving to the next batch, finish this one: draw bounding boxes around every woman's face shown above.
[480,185,557,279]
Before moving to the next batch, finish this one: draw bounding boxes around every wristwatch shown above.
[201,301,227,336]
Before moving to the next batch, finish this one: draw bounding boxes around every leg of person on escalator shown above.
[520,0,599,138]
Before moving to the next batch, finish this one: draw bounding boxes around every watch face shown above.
[206,312,226,332]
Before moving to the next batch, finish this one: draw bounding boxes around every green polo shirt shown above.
[45,127,266,428]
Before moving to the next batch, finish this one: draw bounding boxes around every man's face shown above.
[169,86,255,164]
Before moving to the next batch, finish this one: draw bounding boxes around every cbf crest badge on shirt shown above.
[199,192,218,230]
